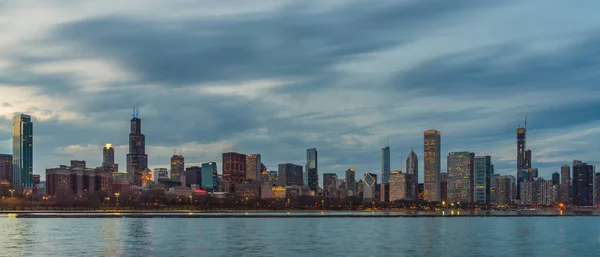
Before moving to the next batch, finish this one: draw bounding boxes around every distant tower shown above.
[382,144,391,184]
[12,113,33,189]
[170,154,185,182]
[126,105,148,187]
[424,130,441,202]
[406,149,419,200]
[306,148,318,194]
[516,116,528,200]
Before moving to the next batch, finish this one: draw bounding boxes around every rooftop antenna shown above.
[133,103,139,118]
[524,114,528,131]
[386,136,389,147]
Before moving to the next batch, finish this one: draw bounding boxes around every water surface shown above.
[0,217,599,256]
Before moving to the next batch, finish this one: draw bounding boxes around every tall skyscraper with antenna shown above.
[127,104,148,187]
[516,116,529,200]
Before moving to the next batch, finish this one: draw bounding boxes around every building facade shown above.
[306,148,318,194]
[126,107,148,187]
[153,168,169,182]
[424,130,441,202]
[473,156,492,204]
[572,161,594,206]
[389,170,407,201]
[559,165,570,204]
[12,113,33,189]
[363,173,377,201]
[406,150,418,200]
[277,163,303,187]
[223,152,247,184]
[170,154,184,182]
[201,162,218,191]
[0,154,12,183]
[102,144,117,172]
[346,168,356,197]
[447,152,473,203]
[246,154,261,182]
[381,146,391,185]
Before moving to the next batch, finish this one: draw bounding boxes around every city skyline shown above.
[1,1,600,183]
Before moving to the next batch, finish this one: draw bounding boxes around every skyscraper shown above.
[323,173,338,198]
[363,173,377,201]
[246,154,261,182]
[441,172,448,203]
[516,126,528,200]
[201,162,218,191]
[277,163,303,187]
[560,164,570,204]
[153,168,168,182]
[424,129,441,202]
[389,170,407,201]
[406,150,418,200]
[223,152,247,184]
[306,148,318,194]
[552,172,560,186]
[447,152,473,203]
[381,145,391,185]
[102,143,118,172]
[572,162,594,207]
[12,114,33,189]
[0,154,12,183]
[126,106,148,187]
[170,154,184,182]
[346,168,356,197]
[474,156,492,204]
[497,175,516,206]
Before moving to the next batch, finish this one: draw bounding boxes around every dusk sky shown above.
[1,0,600,182]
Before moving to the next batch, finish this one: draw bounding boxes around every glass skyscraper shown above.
[474,156,492,204]
[424,130,441,202]
[306,148,318,193]
[201,162,218,191]
[12,114,33,189]
[381,146,391,185]
[126,106,148,187]
[447,152,473,203]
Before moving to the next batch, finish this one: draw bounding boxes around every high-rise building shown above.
[153,168,168,182]
[102,144,115,171]
[223,152,247,184]
[201,162,218,191]
[381,145,391,185]
[0,154,12,183]
[559,165,570,204]
[489,173,500,206]
[552,172,560,186]
[572,162,594,207]
[424,130,441,202]
[346,168,356,197]
[323,173,338,198]
[363,173,377,201]
[594,173,600,206]
[497,175,516,206]
[406,150,419,200]
[261,171,272,199]
[447,152,473,203]
[126,106,148,187]
[540,179,557,206]
[306,148,318,194]
[183,166,202,188]
[389,170,407,201]
[245,154,261,183]
[441,172,448,203]
[142,168,152,187]
[474,156,492,204]
[12,114,33,189]
[170,154,184,182]
[277,163,303,187]
[516,126,526,200]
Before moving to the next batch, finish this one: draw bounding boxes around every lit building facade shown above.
[126,107,148,187]
[381,146,391,185]
[246,154,261,182]
[559,165,570,204]
[153,168,168,182]
[323,173,338,198]
[102,144,118,172]
[306,148,319,194]
[0,154,12,183]
[406,150,419,200]
[497,175,516,206]
[473,156,492,204]
[447,151,473,203]
[346,168,356,197]
[13,113,33,189]
[389,170,407,201]
[424,130,441,202]
[572,161,594,206]
[170,154,184,182]
[223,152,247,184]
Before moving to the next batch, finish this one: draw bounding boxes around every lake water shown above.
[1,217,599,256]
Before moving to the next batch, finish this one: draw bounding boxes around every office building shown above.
[441,172,448,203]
[559,165,570,204]
[153,168,168,182]
[183,166,202,188]
[142,168,152,187]
[447,152,473,203]
[223,152,247,184]
[572,162,594,206]
[424,130,441,202]
[201,162,218,191]
[12,113,33,189]
[306,148,319,194]
[126,106,148,187]
[346,168,356,197]
[474,156,492,204]
[540,180,557,205]
[516,126,526,200]
[552,172,560,186]
[595,173,600,206]
[406,150,419,200]
[46,161,103,198]
[389,170,407,201]
[102,144,118,172]
[170,154,184,182]
[277,163,303,187]
[489,173,499,206]
[246,154,261,182]
[497,175,516,206]
[268,171,278,187]
[323,173,338,198]
[382,145,391,184]
[363,173,377,201]
[0,154,12,183]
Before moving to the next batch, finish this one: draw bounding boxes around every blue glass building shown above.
[201,162,218,191]
[12,114,33,189]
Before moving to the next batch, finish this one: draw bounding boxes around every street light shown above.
[115,192,120,208]
[9,189,14,197]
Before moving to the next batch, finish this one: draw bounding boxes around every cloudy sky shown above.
[1,0,600,183]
